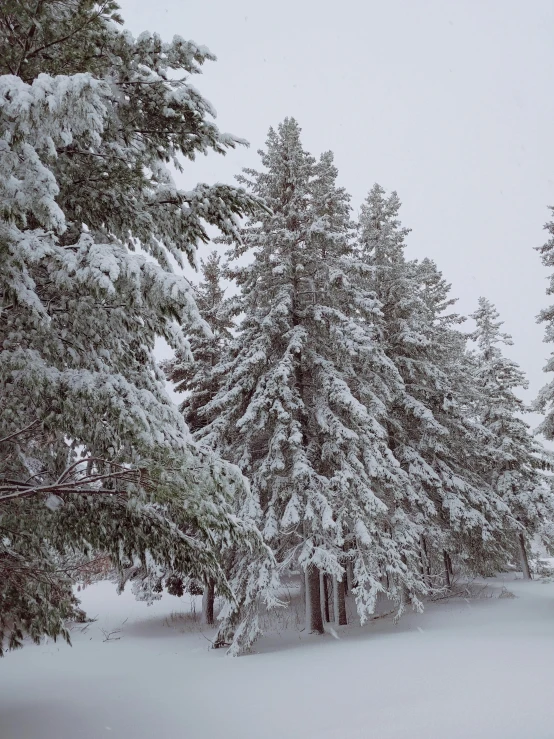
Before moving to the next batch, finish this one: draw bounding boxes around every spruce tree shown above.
[166,251,236,430]
[412,259,517,576]
[470,297,554,577]
[165,251,237,622]
[535,208,554,443]
[0,0,265,654]
[200,121,426,638]
[357,186,443,586]
[357,188,514,583]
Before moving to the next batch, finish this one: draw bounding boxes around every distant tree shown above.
[535,208,554,444]
[357,187,520,585]
[470,297,554,578]
[409,259,517,578]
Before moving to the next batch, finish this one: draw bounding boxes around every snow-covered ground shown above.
[2,574,554,739]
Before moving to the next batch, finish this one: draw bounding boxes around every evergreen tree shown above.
[535,208,554,443]
[357,188,514,583]
[200,121,426,639]
[164,251,237,622]
[469,297,554,577]
[357,187,443,585]
[413,259,517,576]
[166,251,237,430]
[0,0,265,654]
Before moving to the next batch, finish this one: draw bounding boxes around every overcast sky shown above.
[121,0,554,434]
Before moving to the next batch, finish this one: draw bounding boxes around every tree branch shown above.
[19,1,112,67]
[0,420,40,446]
[0,456,149,504]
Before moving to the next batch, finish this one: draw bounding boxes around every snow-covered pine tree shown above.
[412,258,517,577]
[164,251,238,622]
[357,187,514,584]
[470,297,554,578]
[200,121,426,641]
[166,251,237,430]
[357,186,443,587]
[0,0,267,654]
[535,208,554,444]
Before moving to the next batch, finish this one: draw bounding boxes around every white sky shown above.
[121,0,554,434]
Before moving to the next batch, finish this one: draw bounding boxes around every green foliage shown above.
[0,0,264,655]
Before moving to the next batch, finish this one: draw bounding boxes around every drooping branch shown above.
[15,0,113,73]
[0,457,151,504]
[0,420,40,446]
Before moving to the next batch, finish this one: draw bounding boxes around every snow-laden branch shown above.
[0,420,40,445]
[0,457,150,504]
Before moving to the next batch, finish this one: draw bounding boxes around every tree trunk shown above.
[420,534,431,586]
[446,551,453,577]
[443,550,451,589]
[202,579,215,626]
[319,571,325,621]
[518,533,532,580]
[346,561,353,595]
[337,577,347,626]
[304,569,311,631]
[300,567,306,616]
[332,575,339,625]
[307,564,324,634]
[322,573,331,622]
[328,575,335,622]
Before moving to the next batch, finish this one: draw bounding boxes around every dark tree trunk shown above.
[446,551,453,577]
[343,564,349,597]
[333,576,339,625]
[322,574,331,622]
[337,577,347,626]
[346,561,353,595]
[443,550,451,589]
[518,533,532,580]
[420,534,431,585]
[307,564,324,634]
[202,579,215,625]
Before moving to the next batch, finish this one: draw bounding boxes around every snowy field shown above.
[2,574,554,739]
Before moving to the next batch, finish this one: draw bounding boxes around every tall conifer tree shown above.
[470,297,554,577]
[200,121,426,635]
[165,251,237,622]
[357,189,516,582]
[535,208,554,442]
[0,0,264,654]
